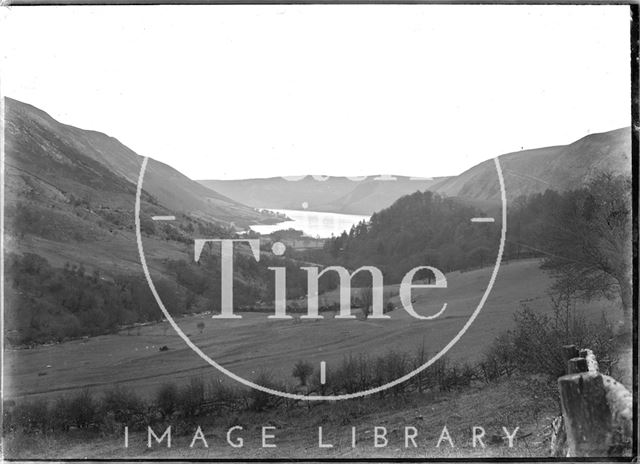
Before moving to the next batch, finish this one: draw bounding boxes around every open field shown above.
[4,259,624,402]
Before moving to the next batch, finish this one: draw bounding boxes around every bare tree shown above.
[540,173,632,321]
[292,360,314,386]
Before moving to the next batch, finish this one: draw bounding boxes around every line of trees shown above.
[6,172,630,345]
[304,173,631,320]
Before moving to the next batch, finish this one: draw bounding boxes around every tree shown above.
[540,173,632,321]
[140,216,156,235]
[467,246,491,269]
[360,285,373,319]
[292,360,314,386]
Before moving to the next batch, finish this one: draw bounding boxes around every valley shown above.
[4,260,624,403]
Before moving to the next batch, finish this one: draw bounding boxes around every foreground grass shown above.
[4,376,559,459]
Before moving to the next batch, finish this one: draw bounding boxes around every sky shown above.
[0,5,631,180]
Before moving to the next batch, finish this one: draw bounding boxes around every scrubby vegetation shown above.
[6,173,630,350]
[480,293,619,383]
[4,250,337,346]
[306,174,631,311]
[4,293,619,445]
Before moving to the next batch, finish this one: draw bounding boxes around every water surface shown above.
[250,208,369,238]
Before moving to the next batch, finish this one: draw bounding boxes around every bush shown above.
[101,386,146,428]
[210,380,245,408]
[381,351,411,396]
[178,377,206,418]
[67,389,96,429]
[292,360,314,386]
[479,333,518,382]
[50,396,72,432]
[7,398,50,433]
[328,354,370,394]
[249,371,282,411]
[483,296,618,381]
[156,383,179,419]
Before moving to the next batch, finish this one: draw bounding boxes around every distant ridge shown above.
[200,127,631,213]
[431,127,631,203]
[198,175,448,215]
[4,97,272,227]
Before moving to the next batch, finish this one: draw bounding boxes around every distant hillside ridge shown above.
[4,97,273,228]
[198,175,447,215]
[200,127,631,213]
[431,127,631,203]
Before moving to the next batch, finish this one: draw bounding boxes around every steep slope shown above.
[3,97,294,345]
[200,129,631,216]
[431,127,631,203]
[4,97,273,228]
[199,175,447,215]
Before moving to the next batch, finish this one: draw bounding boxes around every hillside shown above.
[3,96,291,280]
[4,259,624,402]
[198,175,446,215]
[431,127,631,203]
[4,97,273,228]
[201,128,631,215]
[3,97,300,345]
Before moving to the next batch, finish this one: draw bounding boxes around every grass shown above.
[3,376,560,459]
[5,259,624,404]
[4,260,624,401]
[4,258,631,460]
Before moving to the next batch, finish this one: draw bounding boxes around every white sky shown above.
[0,5,631,179]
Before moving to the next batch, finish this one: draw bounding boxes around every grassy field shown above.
[4,259,623,403]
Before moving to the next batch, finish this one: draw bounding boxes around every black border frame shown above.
[1,2,638,463]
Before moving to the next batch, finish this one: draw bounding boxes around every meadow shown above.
[4,259,622,404]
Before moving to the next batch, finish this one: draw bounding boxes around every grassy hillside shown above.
[431,127,631,203]
[5,97,275,228]
[4,259,624,403]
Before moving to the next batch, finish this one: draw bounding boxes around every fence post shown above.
[579,349,599,373]
[561,345,579,368]
[558,349,632,457]
[567,357,588,374]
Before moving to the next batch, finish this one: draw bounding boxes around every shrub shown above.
[178,377,206,418]
[8,398,50,433]
[156,383,179,419]
[249,371,282,411]
[479,333,518,382]
[101,386,146,428]
[412,342,428,393]
[330,354,369,394]
[210,380,245,408]
[427,356,447,391]
[382,351,411,396]
[50,396,73,432]
[292,360,314,386]
[483,296,618,381]
[67,389,96,429]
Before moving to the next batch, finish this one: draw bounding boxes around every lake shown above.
[249,208,369,238]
